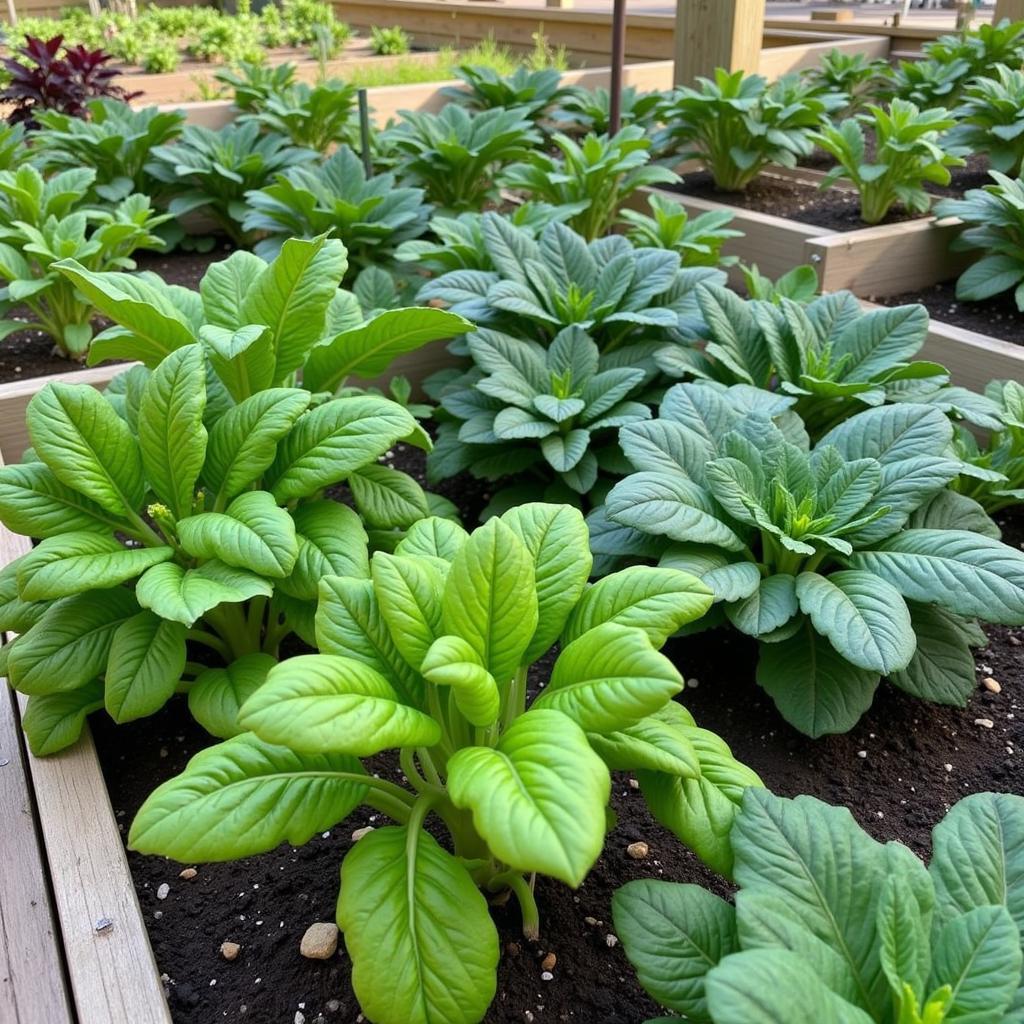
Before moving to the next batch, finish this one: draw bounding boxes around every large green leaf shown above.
[501,503,591,662]
[138,343,208,520]
[135,560,271,626]
[238,654,440,756]
[104,611,187,723]
[535,622,682,734]
[421,634,499,727]
[8,588,138,695]
[304,307,473,393]
[447,708,609,886]
[888,603,978,706]
[587,716,700,778]
[725,576,798,638]
[240,236,348,382]
[129,733,368,860]
[28,382,145,516]
[371,552,444,669]
[267,396,420,502]
[349,465,430,530]
[203,388,311,502]
[395,517,468,563]
[563,566,712,648]
[187,653,276,739]
[756,622,880,737]
[795,570,915,674]
[705,950,875,1024]
[441,517,538,686]
[0,462,124,538]
[613,880,737,1021]
[876,858,932,1005]
[16,533,173,601]
[819,404,953,464]
[199,249,265,327]
[201,323,274,404]
[278,500,369,602]
[337,825,499,1024]
[20,679,105,756]
[177,491,298,579]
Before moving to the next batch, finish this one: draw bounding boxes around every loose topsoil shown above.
[0,248,226,384]
[91,441,1024,1024]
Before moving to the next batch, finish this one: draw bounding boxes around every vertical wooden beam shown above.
[995,0,1024,22]
[674,0,766,86]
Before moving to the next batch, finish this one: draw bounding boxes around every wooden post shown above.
[995,0,1024,22]
[674,0,766,87]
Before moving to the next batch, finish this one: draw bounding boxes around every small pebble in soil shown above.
[857,750,867,759]
[541,952,557,972]
[179,867,198,880]
[983,677,1002,694]
[351,825,375,841]
[300,922,339,960]
[584,916,599,926]
[156,883,170,900]
[295,1013,305,1024]
[944,763,954,772]
[628,778,639,789]
[220,941,240,961]
[686,677,699,689]
[975,718,995,729]
[626,841,649,860]
[605,934,619,948]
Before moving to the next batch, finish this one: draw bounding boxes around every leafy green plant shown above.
[935,170,1024,310]
[954,379,1024,513]
[238,80,359,154]
[441,64,568,123]
[426,325,652,511]
[554,84,663,136]
[0,236,472,755]
[0,123,26,171]
[919,16,1024,99]
[656,69,838,192]
[369,25,410,56]
[187,15,264,65]
[615,788,1024,1024]
[383,104,542,212]
[418,212,724,349]
[499,126,679,241]
[242,145,430,274]
[620,192,741,268]
[740,262,818,304]
[0,165,168,358]
[128,503,760,1024]
[600,382,1024,735]
[279,0,350,47]
[802,47,888,115]
[140,40,180,74]
[31,99,185,204]
[146,122,317,246]
[810,100,962,225]
[946,64,1024,178]
[879,57,968,109]
[214,59,297,112]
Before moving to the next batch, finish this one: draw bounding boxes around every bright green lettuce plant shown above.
[426,325,652,512]
[0,236,471,756]
[554,85,663,136]
[619,192,741,268]
[810,100,962,225]
[146,122,317,246]
[615,788,1024,1024]
[935,171,1024,310]
[441,64,569,123]
[499,125,679,241]
[657,285,1000,437]
[946,64,1024,178]
[953,379,1024,513]
[30,99,185,204]
[418,212,724,349]
[127,503,760,1024]
[238,80,359,154]
[383,104,542,212]
[241,145,430,273]
[599,383,1024,736]
[0,165,168,358]
[655,69,838,192]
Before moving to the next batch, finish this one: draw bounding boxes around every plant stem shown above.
[186,628,232,661]
[498,872,540,941]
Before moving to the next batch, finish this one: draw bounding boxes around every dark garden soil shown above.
[92,447,1024,1024]
[0,247,228,384]
[879,279,1024,347]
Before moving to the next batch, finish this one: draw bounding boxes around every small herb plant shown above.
[369,25,411,56]
[811,100,962,225]
[554,85,663,136]
[802,47,888,115]
[426,325,652,511]
[383,105,542,212]
[0,236,471,755]
[620,192,741,268]
[0,35,140,128]
[946,64,1024,178]
[242,145,430,274]
[146,122,317,247]
[615,788,1024,1024]
[214,60,298,112]
[128,504,760,1024]
[418,212,724,349]
[600,383,1024,736]
[935,171,1024,311]
[954,379,1024,513]
[500,126,679,241]
[238,80,359,155]
[656,69,837,192]
[442,64,568,123]
[880,57,968,109]
[0,165,168,358]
